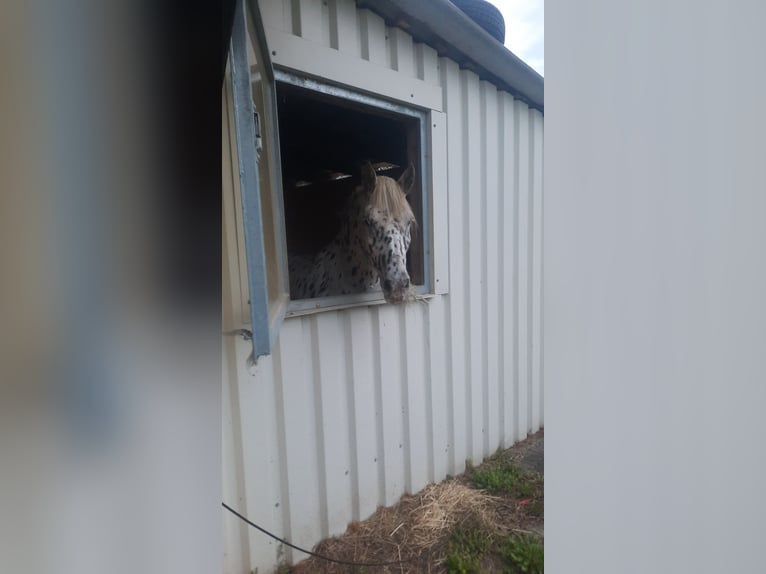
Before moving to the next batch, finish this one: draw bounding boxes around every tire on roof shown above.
[450,0,506,44]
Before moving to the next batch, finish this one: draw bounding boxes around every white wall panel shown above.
[223,2,544,572]
[402,302,429,495]
[239,348,283,567]
[327,0,359,54]
[358,9,387,65]
[375,305,406,506]
[274,319,323,559]
[429,110,450,294]
[499,92,518,448]
[222,340,250,572]
[463,70,485,466]
[293,0,323,42]
[440,57,468,475]
[416,42,440,86]
[530,109,545,432]
[389,27,415,76]
[426,296,449,481]
[515,99,531,438]
[312,312,353,539]
[344,308,379,522]
[482,80,501,453]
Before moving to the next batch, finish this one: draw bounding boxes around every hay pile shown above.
[290,431,544,573]
[291,480,504,573]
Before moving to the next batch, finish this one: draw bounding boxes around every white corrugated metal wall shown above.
[223,1,544,572]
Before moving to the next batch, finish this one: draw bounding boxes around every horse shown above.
[288,162,417,304]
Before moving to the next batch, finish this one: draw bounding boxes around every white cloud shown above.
[490,0,544,76]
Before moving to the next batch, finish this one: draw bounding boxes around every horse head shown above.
[360,162,417,303]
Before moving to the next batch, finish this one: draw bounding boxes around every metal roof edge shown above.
[358,0,544,113]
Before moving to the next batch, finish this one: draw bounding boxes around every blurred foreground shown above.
[1,1,221,572]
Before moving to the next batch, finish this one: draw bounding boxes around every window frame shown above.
[229,0,289,360]
[273,70,433,316]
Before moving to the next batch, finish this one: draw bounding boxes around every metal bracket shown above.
[253,111,262,155]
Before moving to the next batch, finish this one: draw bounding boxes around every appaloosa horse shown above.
[288,162,416,303]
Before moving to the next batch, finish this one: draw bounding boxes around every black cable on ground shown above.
[222,502,410,568]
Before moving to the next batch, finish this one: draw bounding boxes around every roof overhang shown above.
[359,0,543,112]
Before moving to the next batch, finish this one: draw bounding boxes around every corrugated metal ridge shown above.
[358,0,544,112]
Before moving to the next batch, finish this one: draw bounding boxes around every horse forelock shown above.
[370,176,414,223]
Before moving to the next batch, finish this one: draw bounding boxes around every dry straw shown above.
[292,480,504,573]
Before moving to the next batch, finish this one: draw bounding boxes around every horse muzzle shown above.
[382,276,411,304]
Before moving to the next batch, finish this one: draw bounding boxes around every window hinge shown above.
[253,110,262,154]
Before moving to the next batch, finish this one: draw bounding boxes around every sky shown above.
[491,0,544,76]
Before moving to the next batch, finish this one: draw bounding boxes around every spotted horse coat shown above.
[288,162,417,304]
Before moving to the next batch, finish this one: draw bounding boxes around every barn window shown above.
[227,0,448,360]
[274,73,431,313]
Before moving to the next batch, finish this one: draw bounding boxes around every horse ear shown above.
[397,163,416,195]
[361,162,377,192]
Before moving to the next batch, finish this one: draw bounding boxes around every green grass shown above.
[472,464,524,494]
[446,525,544,574]
[499,535,544,574]
[450,458,543,573]
[471,462,540,499]
[445,525,494,574]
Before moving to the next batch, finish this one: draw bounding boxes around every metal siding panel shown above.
[358,9,387,65]
[267,30,443,111]
[375,305,406,505]
[275,318,323,555]
[313,313,353,538]
[259,0,286,31]
[440,58,467,475]
[416,42,440,85]
[515,99,531,438]
[372,308,387,507]
[345,308,380,521]
[420,301,437,485]
[403,303,429,494]
[282,0,294,35]
[429,110,449,294]
[222,340,251,573]
[530,110,544,431]
[307,317,329,538]
[500,93,518,448]
[271,332,295,565]
[383,26,394,69]
[389,27,415,77]
[481,81,501,453]
[239,346,284,569]
[329,0,360,54]
[462,70,484,464]
[286,0,299,36]
[427,296,449,480]
[321,0,333,47]
[294,0,323,42]
[271,338,293,566]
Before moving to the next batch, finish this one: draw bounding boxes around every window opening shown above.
[274,76,429,308]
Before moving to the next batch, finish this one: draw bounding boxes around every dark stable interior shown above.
[276,82,423,296]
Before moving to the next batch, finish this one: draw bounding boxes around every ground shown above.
[286,430,544,574]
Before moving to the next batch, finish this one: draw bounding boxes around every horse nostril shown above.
[383,279,392,292]
[404,277,410,288]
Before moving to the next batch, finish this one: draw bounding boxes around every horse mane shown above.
[370,175,415,222]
